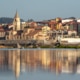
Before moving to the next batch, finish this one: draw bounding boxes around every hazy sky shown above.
[0,0,80,21]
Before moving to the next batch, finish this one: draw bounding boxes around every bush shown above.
[56,44,80,48]
[40,45,52,48]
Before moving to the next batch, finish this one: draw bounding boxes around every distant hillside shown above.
[0,17,24,24]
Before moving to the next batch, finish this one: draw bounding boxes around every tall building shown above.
[13,11,21,31]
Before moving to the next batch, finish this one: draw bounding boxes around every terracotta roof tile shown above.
[27,30,41,36]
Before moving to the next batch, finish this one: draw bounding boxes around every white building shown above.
[62,19,73,23]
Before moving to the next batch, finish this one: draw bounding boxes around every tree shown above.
[28,19,34,22]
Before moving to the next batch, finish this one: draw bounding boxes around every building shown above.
[0,26,5,40]
[13,11,21,31]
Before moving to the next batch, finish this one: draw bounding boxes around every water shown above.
[0,49,80,80]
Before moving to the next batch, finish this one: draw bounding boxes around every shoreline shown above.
[0,44,80,49]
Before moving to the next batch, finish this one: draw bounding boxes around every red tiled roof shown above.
[35,26,43,30]
[27,30,41,36]
[0,26,4,32]
[0,29,5,32]
[0,27,3,29]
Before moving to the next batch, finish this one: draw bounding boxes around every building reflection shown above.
[8,50,20,80]
[0,49,80,79]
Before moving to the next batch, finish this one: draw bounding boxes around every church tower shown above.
[13,11,21,31]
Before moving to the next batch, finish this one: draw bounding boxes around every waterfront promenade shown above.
[0,40,44,47]
[0,40,28,44]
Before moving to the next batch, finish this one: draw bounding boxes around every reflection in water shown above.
[0,49,80,79]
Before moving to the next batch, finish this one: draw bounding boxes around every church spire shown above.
[14,11,19,18]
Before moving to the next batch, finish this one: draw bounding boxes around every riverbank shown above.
[0,44,80,48]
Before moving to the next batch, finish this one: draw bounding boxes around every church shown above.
[5,11,27,40]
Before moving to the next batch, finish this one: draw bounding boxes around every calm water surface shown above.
[0,49,80,80]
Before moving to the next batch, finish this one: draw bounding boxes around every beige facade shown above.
[42,25,51,36]
[0,31,5,37]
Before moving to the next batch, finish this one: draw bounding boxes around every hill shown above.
[0,17,24,24]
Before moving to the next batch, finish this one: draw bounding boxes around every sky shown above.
[0,0,80,21]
